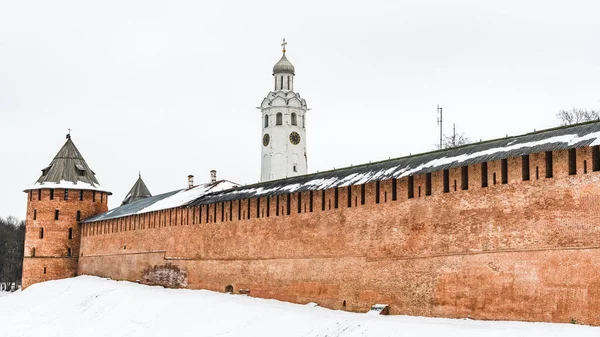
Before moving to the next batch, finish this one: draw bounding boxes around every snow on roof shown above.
[25,180,111,194]
[84,121,600,223]
[188,121,600,206]
[82,180,239,223]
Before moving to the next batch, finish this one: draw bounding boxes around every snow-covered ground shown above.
[0,276,598,337]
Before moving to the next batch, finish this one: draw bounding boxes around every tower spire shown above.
[281,38,287,54]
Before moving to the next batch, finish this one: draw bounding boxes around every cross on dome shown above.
[281,38,287,53]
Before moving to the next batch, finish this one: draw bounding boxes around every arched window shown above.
[264,115,269,128]
[291,113,297,126]
[276,112,282,125]
[225,285,234,293]
[302,115,305,129]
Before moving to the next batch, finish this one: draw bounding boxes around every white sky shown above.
[1,0,599,219]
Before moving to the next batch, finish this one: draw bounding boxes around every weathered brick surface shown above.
[76,147,600,324]
[22,189,108,288]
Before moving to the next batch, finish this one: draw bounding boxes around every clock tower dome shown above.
[260,39,308,182]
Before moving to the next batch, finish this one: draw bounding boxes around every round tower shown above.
[22,134,111,288]
[260,39,309,182]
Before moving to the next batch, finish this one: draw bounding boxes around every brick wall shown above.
[78,147,600,325]
[22,189,108,288]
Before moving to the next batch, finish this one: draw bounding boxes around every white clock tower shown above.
[260,39,308,182]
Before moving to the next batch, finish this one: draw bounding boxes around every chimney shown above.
[210,170,217,184]
[187,175,194,189]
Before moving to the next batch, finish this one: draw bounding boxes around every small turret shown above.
[122,173,152,205]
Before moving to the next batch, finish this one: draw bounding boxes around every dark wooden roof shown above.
[27,135,109,193]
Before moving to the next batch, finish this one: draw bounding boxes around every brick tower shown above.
[22,134,111,288]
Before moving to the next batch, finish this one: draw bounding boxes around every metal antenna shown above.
[452,123,456,147]
[436,105,443,149]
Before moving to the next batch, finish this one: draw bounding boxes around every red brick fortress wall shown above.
[22,189,108,288]
[78,147,600,325]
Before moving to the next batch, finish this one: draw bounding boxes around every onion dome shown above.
[273,53,295,75]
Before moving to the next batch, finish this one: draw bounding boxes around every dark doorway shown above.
[225,285,234,293]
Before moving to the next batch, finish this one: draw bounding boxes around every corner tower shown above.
[260,39,309,182]
[22,134,111,288]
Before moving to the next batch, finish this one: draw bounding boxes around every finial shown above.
[139,171,141,178]
[281,38,287,53]
[66,128,72,140]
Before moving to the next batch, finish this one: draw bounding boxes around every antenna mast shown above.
[437,105,443,149]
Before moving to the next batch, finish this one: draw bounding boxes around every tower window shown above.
[302,115,305,129]
[256,198,260,218]
[522,155,530,181]
[264,114,269,128]
[347,186,352,207]
[322,190,326,210]
[481,162,488,187]
[287,76,290,89]
[426,173,432,196]
[391,178,397,201]
[545,151,553,178]
[293,165,297,172]
[101,193,104,203]
[67,248,72,257]
[593,146,600,171]
[76,211,81,221]
[568,148,577,175]
[276,195,280,216]
[238,199,241,220]
[38,190,41,201]
[64,189,69,200]
[493,172,497,185]
[360,184,365,204]
[309,191,313,212]
[79,190,83,201]
[266,197,270,217]
[298,192,302,213]
[276,112,282,125]
[31,247,35,257]
[93,191,96,202]
[501,159,508,184]
[334,188,339,209]
[280,76,283,90]
[291,113,297,126]
[29,191,32,201]
[408,176,414,199]
[43,267,46,274]
[461,166,469,190]
[584,160,588,174]
[286,194,291,215]
[69,227,73,239]
[375,181,380,203]
[50,189,54,200]
[54,209,59,220]
[33,210,37,220]
[39,228,44,239]
[443,169,450,193]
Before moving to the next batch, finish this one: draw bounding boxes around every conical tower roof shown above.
[26,135,110,193]
[121,174,152,205]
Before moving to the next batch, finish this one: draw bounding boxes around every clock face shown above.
[263,133,270,146]
[289,132,301,145]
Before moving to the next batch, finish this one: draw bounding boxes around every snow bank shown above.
[0,276,598,337]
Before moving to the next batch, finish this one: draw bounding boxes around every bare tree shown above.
[0,216,25,292]
[442,132,470,149]
[556,108,600,126]
[434,123,471,150]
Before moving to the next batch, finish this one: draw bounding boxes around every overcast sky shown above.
[1,0,599,219]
